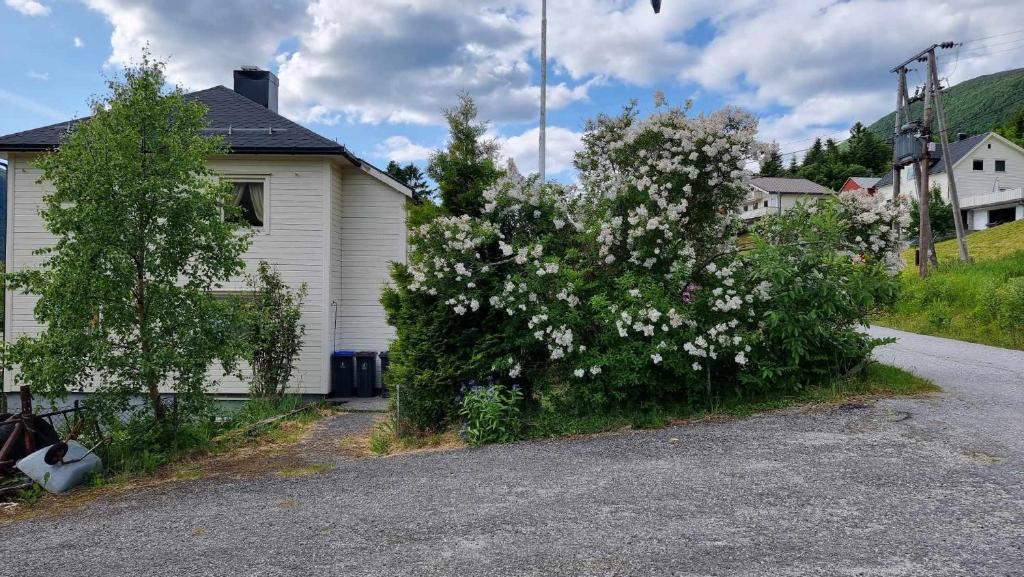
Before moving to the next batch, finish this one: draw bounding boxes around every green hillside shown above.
[867,68,1024,138]
[878,220,1024,349]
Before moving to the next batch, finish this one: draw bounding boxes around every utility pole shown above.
[926,48,970,262]
[538,0,547,183]
[919,77,935,278]
[891,41,967,277]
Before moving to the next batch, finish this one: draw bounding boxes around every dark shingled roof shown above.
[749,177,833,195]
[875,132,990,188]
[0,85,348,157]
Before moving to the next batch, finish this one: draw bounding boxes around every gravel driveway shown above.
[1,327,1022,576]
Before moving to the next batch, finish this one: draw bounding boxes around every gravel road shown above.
[1,327,1021,576]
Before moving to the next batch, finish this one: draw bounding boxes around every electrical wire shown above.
[959,28,1024,45]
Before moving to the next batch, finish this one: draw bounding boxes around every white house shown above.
[0,69,411,399]
[737,177,834,222]
[875,132,1024,230]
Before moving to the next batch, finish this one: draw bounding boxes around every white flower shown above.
[692,362,701,371]
[590,365,602,375]
[734,352,747,366]
[651,353,663,364]
[509,363,522,378]
[574,368,585,378]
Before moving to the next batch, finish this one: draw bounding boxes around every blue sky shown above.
[3,0,1024,182]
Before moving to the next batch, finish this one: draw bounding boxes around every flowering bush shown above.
[383,101,906,435]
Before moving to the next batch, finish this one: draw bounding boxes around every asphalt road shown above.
[1,327,1022,576]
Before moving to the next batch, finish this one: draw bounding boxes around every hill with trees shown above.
[867,68,1024,140]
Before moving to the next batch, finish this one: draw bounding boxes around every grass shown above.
[878,219,1024,349]
[362,363,935,453]
[522,362,937,440]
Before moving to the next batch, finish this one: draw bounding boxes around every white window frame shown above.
[972,159,984,172]
[221,174,271,234]
[995,159,1007,173]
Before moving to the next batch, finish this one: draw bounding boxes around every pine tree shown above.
[427,93,502,217]
[758,142,785,177]
[386,161,432,201]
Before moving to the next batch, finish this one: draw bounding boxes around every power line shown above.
[960,28,1024,45]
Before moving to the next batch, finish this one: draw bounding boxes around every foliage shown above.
[910,185,955,240]
[75,394,319,479]
[384,99,908,437]
[758,142,785,177]
[868,68,1024,139]
[244,262,308,398]
[386,160,433,201]
[795,124,891,190]
[745,192,906,389]
[459,383,523,446]
[427,93,503,216]
[995,106,1024,148]
[879,221,1024,350]
[2,54,251,428]
[525,362,935,439]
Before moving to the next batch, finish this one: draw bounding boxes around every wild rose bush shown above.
[383,102,906,434]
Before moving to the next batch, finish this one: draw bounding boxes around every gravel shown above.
[1,327,1022,576]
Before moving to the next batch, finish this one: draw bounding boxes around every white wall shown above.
[333,163,407,354]
[3,153,332,396]
[877,135,1024,205]
[206,155,330,395]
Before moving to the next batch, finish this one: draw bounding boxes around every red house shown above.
[839,176,880,195]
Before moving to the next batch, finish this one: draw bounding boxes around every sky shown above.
[2,0,1024,182]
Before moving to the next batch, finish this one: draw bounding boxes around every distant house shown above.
[875,132,1024,230]
[737,177,834,221]
[839,176,880,194]
[0,68,412,399]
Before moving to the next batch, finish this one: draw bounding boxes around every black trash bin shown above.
[378,351,390,398]
[355,351,378,398]
[330,350,356,398]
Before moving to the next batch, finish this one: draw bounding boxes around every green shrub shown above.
[459,384,523,446]
[383,100,908,436]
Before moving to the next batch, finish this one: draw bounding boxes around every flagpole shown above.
[539,0,547,183]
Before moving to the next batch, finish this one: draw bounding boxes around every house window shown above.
[224,178,267,229]
[906,164,915,181]
[995,160,1006,172]
[973,159,984,171]
[763,201,768,208]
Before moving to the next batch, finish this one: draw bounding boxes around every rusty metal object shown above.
[0,386,77,474]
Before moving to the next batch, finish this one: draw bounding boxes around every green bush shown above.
[383,100,908,437]
[459,384,523,446]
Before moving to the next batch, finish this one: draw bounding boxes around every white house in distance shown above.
[0,68,411,399]
[875,132,1024,230]
[737,177,834,222]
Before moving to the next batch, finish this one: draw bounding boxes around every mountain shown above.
[867,68,1024,139]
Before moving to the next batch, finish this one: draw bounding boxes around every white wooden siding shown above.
[333,164,407,354]
[3,152,407,397]
[206,155,329,395]
[3,153,331,396]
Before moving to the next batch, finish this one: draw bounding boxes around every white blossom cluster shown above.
[836,189,910,271]
[402,101,770,383]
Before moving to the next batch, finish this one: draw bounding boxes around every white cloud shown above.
[73,36,84,48]
[27,70,50,81]
[495,125,583,176]
[5,0,50,16]
[82,0,309,91]
[684,0,1024,147]
[375,136,435,163]
[79,0,1024,156]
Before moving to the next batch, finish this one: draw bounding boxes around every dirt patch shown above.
[0,409,376,527]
